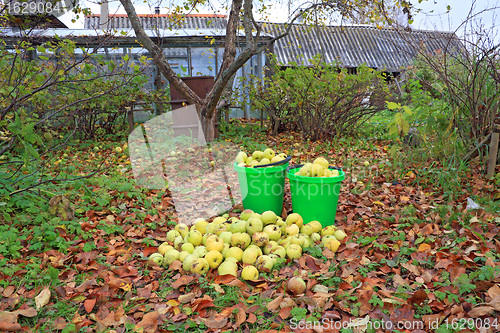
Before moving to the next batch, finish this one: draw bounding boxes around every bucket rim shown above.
[233,160,290,173]
[287,165,345,183]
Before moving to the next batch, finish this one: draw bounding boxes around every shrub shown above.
[247,55,391,140]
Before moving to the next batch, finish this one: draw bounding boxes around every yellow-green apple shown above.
[252,232,269,247]
[218,260,238,277]
[261,211,278,225]
[268,253,280,266]
[252,151,263,160]
[205,250,223,269]
[221,243,230,257]
[300,224,314,236]
[166,230,181,243]
[286,244,302,259]
[255,255,274,271]
[325,238,341,252]
[286,213,304,228]
[310,233,321,243]
[259,158,271,165]
[249,213,261,219]
[206,235,224,252]
[270,245,287,259]
[179,251,190,262]
[175,223,189,238]
[215,225,228,236]
[321,235,337,246]
[278,153,287,159]
[181,242,195,253]
[246,217,263,235]
[235,151,247,164]
[263,224,281,241]
[230,220,247,233]
[310,163,324,177]
[271,155,283,163]
[162,248,180,266]
[241,265,259,280]
[290,234,305,247]
[246,244,263,256]
[287,277,306,294]
[182,254,197,271]
[302,237,313,248]
[276,219,287,234]
[286,224,300,236]
[191,257,210,274]
[225,247,244,262]
[192,246,208,258]
[307,221,322,233]
[212,216,227,224]
[174,235,184,250]
[202,233,214,246]
[186,230,203,246]
[219,231,233,244]
[158,242,173,255]
[194,218,209,234]
[263,148,275,160]
[321,226,336,236]
[240,209,254,221]
[333,229,347,241]
[205,222,220,235]
[279,237,292,249]
[263,241,278,255]
[313,157,329,169]
[225,256,239,263]
[149,253,163,265]
[242,247,260,265]
[231,232,251,249]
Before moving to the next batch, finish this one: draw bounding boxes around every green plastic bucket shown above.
[287,166,345,227]
[234,161,290,215]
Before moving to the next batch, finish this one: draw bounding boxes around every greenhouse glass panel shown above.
[190,47,216,76]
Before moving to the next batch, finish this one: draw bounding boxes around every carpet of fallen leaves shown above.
[1,119,500,332]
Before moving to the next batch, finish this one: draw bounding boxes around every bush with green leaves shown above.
[403,42,499,152]
[0,37,166,201]
[246,55,391,140]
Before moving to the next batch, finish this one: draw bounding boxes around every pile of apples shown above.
[235,148,287,167]
[149,210,347,281]
[296,157,340,177]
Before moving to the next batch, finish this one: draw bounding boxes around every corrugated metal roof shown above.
[85,14,227,31]
[262,23,462,71]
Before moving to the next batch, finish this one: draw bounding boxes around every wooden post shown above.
[486,120,500,180]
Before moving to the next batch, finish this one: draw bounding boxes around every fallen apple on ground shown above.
[147,211,349,282]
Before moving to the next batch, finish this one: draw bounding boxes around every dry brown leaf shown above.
[234,307,246,327]
[171,275,195,289]
[468,306,494,318]
[266,293,283,311]
[199,314,227,329]
[84,298,96,313]
[35,287,51,310]
[0,308,37,332]
[487,285,500,299]
[2,286,15,298]
[178,293,197,304]
[486,296,500,311]
[136,311,159,333]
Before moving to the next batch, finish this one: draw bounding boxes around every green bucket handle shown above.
[253,155,292,168]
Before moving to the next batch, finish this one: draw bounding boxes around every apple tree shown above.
[119,0,415,142]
